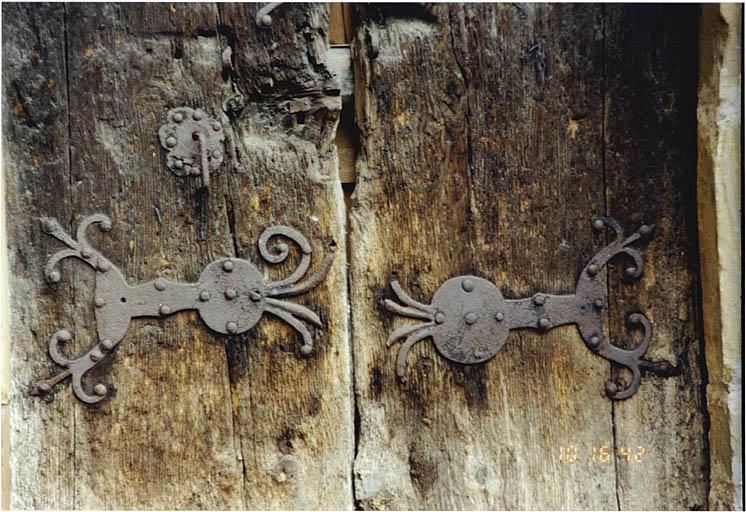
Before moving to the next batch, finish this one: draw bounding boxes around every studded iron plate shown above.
[158,107,224,187]
[384,217,677,400]
[33,215,335,404]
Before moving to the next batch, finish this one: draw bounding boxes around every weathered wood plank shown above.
[604,5,708,509]
[3,4,75,508]
[350,4,618,509]
[61,3,244,508]
[218,4,353,508]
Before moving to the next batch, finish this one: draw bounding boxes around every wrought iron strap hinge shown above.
[33,214,335,403]
[384,217,677,400]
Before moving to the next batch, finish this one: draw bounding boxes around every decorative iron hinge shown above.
[33,214,335,403]
[384,217,677,400]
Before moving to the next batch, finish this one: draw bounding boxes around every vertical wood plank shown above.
[214,4,354,508]
[604,5,708,509]
[3,4,75,508]
[350,4,617,509]
[62,3,245,508]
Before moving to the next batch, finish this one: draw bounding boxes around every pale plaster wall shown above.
[697,4,743,510]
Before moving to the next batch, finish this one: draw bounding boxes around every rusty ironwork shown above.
[384,217,676,400]
[158,107,224,188]
[33,214,335,404]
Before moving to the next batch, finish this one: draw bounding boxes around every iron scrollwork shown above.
[33,214,335,403]
[384,217,677,400]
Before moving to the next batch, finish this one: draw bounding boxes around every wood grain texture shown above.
[3,4,75,508]
[5,3,351,509]
[604,6,708,510]
[349,4,707,509]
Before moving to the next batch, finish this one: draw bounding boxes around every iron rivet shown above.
[41,219,56,232]
[48,270,61,282]
[159,305,171,315]
[464,312,477,325]
[80,248,92,258]
[93,384,107,396]
[533,295,546,306]
[639,225,652,236]
[172,112,184,123]
[593,219,605,230]
[277,242,289,254]
[174,159,184,170]
[199,291,210,302]
[474,348,486,359]
[225,289,237,300]
[249,291,262,301]
[154,278,167,291]
[57,329,72,342]
[101,339,114,351]
[587,264,599,276]
[226,321,238,333]
[38,382,51,393]
[192,110,204,121]
[538,317,550,329]
[300,345,312,356]
[625,267,637,277]
[588,336,600,348]
[94,297,106,308]
[462,279,474,292]
[165,136,177,148]
[261,14,272,26]
[98,260,111,272]
[212,149,221,158]
[223,260,234,272]
[604,382,618,397]
[212,122,222,131]
[90,351,102,362]
[435,312,445,324]
[593,298,604,310]
[495,312,504,322]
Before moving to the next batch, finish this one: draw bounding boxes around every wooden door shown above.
[4,4,711,510]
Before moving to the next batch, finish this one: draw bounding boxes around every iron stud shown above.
[593,219,605,230]
[38,382,51,393]
[93,384,107,396]
[639,225,652,236]
[464,312,477,325]
[223,260,234,272]
[48,270,61,283]
[587,264,599,276]
[94,297,106,308]
[212,122,221,131]
[165,136,177,148]
[80,248,92,259]
[90,351,102,362]
[462,279,474,292]
[57,329,72,342]
[101,339,114,351]
[604,382,618,398]
[154,279,167,291]
[249,291,262,302]
[593,298,604,310]
[172,112,184,123]
[174,159,184,170]
[435,312,445,324]
[533,294,546,306]
[199,291,210,302]
[98,260,111,272]
[224,289,237,300]
[192,110,204,121]
[625,267,637,277]
[538,317,550,330]
[226,321,238,334]
[588,336,600,348]
[495,312,504,322]
[159,305,171,315]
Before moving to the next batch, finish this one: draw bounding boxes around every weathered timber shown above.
[5,3,351,509]
[604,5,708,509]
[349,4,707,509]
